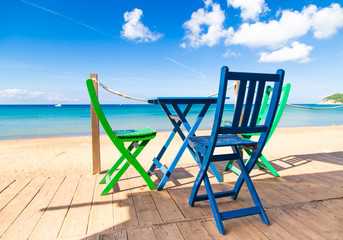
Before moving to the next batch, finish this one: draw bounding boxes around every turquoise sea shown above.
[0,104,342,140]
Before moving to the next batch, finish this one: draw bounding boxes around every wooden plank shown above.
[29,175,81,240]
[0,177,47,236]
[167,187,208,219]
[79,235,99,240]
[126,167,163,227]
[177,220,213,240]
[0,178,31,210]
[127,227,156,240]
[267,207,325,239]
[113,172,139,231]
[222,217,269,240]
[1,176,64,240]
[301,201,343,229]
[320,199,343,212]
[150,189,185,223]
[257,182,298,207]
[253,178,303,205]
[0,180,15,193]
[87,174,114,235]
[152,223,184,240]
[286,174,338,199]
[97,230,127,240]
[200,219,241,240]
[260,177,313,203]
[90,73,101,174]
[245,214,297,240]
[58,175,97,239]
[162,163,210,219]
[308,172,343,196]
[282,204,343,239]
[267,179,311,202]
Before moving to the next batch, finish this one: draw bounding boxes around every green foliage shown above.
[324,93,343,103]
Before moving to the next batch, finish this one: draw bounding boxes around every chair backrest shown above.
[256,83,291,142]
[209,66,285,155]
[86,79,119,142]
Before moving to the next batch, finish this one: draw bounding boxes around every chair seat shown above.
[114,127,157,142]
[189,134,257,153]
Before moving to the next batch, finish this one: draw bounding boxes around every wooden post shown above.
[90,73,101,174]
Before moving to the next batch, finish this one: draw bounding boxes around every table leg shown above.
[172,104,223,183]
[157,104,222,190]
[148,104,192,175]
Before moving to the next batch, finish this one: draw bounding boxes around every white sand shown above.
[1,125,342,181]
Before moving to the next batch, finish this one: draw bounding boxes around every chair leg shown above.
[232,148,261,199]
[189,152,206,207]
[203,173,226,234]
[100,143,135,184]
[234,147,270,225]
[101,140,156,195]
[188,152,226,234]
[99,155,125,184]
[224,159,242,175]
[126,140,156,190]
[259,154,280,177]
[100,161,131,195]
[225,147,279,177]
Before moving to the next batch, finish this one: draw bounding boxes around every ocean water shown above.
[0,104,342,140]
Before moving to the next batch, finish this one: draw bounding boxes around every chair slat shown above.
[250,81,266,127]
[219,126,267,134]
[241,81,256,127]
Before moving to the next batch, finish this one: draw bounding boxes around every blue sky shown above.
[1,0,343,104]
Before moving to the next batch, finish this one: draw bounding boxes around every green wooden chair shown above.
[224,83,291,177]
[86,79,156,195]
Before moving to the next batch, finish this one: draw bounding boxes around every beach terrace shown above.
[1,126,343,240]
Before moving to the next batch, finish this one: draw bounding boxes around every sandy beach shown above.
[1,125,342,181]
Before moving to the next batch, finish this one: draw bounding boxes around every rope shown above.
[286,103,343,110]
[207,83,236,97]
[92,78,148,102]
[92,78,236,101]
[91,78,343,109]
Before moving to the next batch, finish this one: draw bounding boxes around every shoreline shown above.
[1,124,342,141]
[1,125,342,181]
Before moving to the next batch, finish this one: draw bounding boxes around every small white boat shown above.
[55,104,62,107]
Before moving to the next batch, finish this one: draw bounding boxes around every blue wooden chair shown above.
[188,66,285,234]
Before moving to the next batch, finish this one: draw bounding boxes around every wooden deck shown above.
[1,151,343,240]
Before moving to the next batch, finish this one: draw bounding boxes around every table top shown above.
[147,97,219,105]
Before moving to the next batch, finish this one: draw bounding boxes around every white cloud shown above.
[258,41,313,63]
[311,3,343,39]
[222,49,240,58]
[181,2,343,62]
[121,8,163,42]
[227,5,315,48]
[227,4,343,48]
[227,0,269,21]
[0,89,78,102]
[181,1,233,48]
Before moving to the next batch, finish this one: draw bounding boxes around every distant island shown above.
[320,93,343,104]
